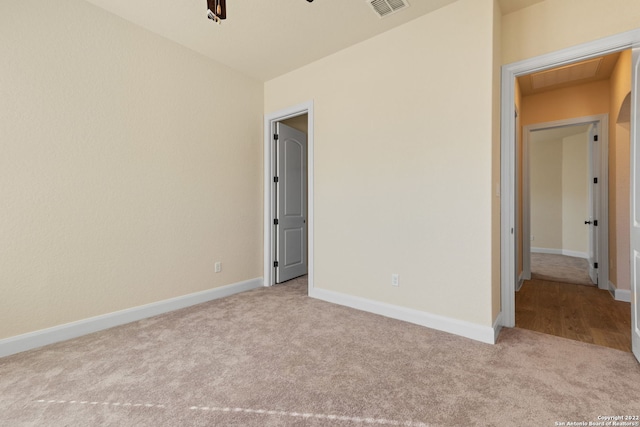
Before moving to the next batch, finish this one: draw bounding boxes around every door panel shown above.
[631,47,640,363]
[276,122,308,283]
[284,229,304,265]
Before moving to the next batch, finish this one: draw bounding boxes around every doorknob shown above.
[585,220,592,225]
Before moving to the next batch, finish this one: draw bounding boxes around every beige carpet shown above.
[1,277,639,426]
[531,252,595,286]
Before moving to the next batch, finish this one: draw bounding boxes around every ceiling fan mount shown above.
[207,0,314,24]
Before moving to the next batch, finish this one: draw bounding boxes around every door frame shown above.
[264,101,314,289]
[522,116,609,289]
[275,122,308,283]
[501,29,640,327]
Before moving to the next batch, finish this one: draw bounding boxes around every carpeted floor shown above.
[1,276,639,426]
[531,253,594,286]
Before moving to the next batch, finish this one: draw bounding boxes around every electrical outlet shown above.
[391,274,399,287]
[215,262,221,273]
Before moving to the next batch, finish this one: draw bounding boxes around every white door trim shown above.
[630,47,640,362]
[522,115,609,289]
[501,29,640,327]
[264,101,314,289]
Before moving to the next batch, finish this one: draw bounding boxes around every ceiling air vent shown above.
[367,0,409,18]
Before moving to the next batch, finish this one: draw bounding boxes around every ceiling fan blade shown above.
[217,0,226,19]
[206,0,226,20]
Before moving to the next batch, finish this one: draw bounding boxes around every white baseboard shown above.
[309,287,496,345]
[516,271,525,292]
[493,312,503,343]
[531,247,588,259]
[608,280,632,303]
[0,278,263,359]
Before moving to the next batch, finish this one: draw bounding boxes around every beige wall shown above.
[265,0,498,327]
[530,138,563,250]
[502,0,640,65]
[529,132,589,255]
[609,50,632,291]
[491,0,503,320]
[613,123,631,290]
[521,81,610,127]
[0,0,264,339]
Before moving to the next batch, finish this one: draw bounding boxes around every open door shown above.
[275,122,308,283]
[587,123,600,285]
[631,47,640,363]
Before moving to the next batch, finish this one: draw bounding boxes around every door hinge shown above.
[594,262,598,269]
[274,218,279,225]
[274,133,279,141]
[274,261,279,267]
[594,135,598,142]
[274,176,279,183]
[594,220,598,226]
[593,177,598,184]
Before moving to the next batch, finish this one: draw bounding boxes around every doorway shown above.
[263,101,314,289]
[500,30,640,362]
[275,117,308,283]
[515,116,632,352]
[522,117,608,289]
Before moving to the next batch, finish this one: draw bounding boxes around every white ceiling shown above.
[83,0,545,82]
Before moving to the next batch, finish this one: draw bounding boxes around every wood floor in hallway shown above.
[515,279,632,352]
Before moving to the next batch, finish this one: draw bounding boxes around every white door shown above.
[275,123,308,283]
[631,47,640,362]
[587,123,599,285]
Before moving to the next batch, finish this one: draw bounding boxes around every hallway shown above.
[516,279,631,352]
